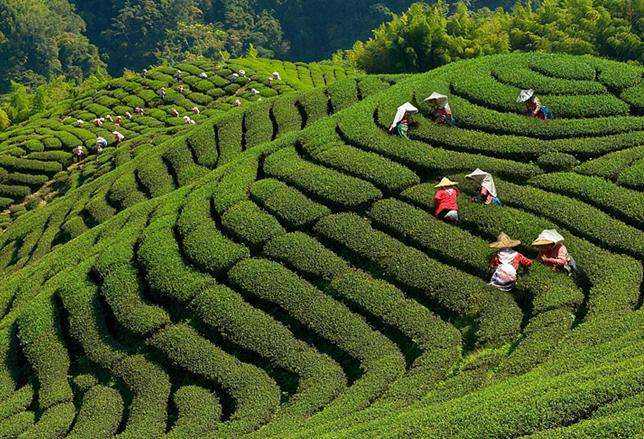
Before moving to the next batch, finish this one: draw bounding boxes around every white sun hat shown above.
[466,168,497,198]
[390,102,419,130]
[532,229,565,246]
[424,92,448,105]
[517,89,535,103]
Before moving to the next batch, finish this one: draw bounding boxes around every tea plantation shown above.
[0,53,641,437]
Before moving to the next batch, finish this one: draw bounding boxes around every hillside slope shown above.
[0,57,357,218]
[0,53,641,437]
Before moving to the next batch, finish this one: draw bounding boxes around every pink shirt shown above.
[538,243,570,267]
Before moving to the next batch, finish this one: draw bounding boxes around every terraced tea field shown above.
[0,53,641,437]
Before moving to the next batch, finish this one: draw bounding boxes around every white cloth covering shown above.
[389,102,418,131]
[535,229,565,245]
[466,168,497,198]
[517,89,534,103]
[424,92,448,107]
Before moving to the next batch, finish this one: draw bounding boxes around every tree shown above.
[158,21,227,63]
[347,0,642,73]
[104,0,203,73]
[0,109,10,130]
[0,0,104,90]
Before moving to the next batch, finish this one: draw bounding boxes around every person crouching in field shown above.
[517,89,553,120]
[433,177,460,223]
[467,169,501,206]
[72,145,85,167]
[389,102,418,140]
[532,230,578,276]
[425,92,455,126]
[489,233,533,291]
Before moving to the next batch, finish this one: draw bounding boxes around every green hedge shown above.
[177,187,250,276]
[264,146,382,209]
[221,200,286,248]
[149,323,280,435]
[190,283,346,423]
[166,385,221,438]
[314,213,493,318]
[186,123,218,168]
[136,156,175,197]
[346,109,542,180]
[228,257,406,422]
[301,140,420,192]
[16,297,73,410]
[161,138,208,186]
[18,402,75,439]
[450,95,644,138]
[111,354,171,438]
[492,63,606,95]
[272,96,302,135]
[328,79,358,112]
[57,266,128,368]
[98,247,171,336]
[535,153,579,172]
[0,155,62,176]
[616,158,643,190]
[529,172,644,228]
[67,385,123,438]
[530,55,596,80]
[576,146,644,179]
[0,411,35,437]
[494,178,643,258]
[250,179,330,229]
[107,171,148,210]
[452,74,629,118]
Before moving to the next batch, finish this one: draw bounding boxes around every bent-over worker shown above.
[489,233,533,291]
[517,89,553,120]
[425,92,455,126]
[532,229,577,275]
[389,102,418,140]
[433,177,460,223]
[467,168,501,206]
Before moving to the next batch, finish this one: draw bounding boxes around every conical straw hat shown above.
[489,233,521,249]
[424,92,448,104]
[532,229,564,246]
[434,177,459,188]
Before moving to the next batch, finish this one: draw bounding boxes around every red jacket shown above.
[434,188,460,216]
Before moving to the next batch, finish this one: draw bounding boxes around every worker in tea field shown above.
[72,145,85,165]
[113,131,125,145]
[94,137,108,154]
[517,89,553,120]
[433,177,460,223]
[135,107,144,115]
[389,102,419,139]
[425,92,455,126]
[488,233,533,291]
[184,116,196,125]
[158,87,166,99]
[170,108,180,117]
[532,230,578,275]
[467,169,501,206]
[191,106,200,115]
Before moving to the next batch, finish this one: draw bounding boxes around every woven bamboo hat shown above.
[489,232,521,249]
[434,177,459,188]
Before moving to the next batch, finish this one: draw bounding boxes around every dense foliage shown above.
[0,0,104,90]
[0,53,641,437]
[348,0,643,73]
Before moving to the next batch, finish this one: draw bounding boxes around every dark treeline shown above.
[0,0,641,91]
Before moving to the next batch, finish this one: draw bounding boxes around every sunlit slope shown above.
[0,69,388,272]
[0,53,641,438]
[0,58,358,217]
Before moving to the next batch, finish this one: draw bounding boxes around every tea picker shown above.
[517,89,553,120]
[425,92,455,126]
[389,102,419,140]
[466,169,501,206]
[488,233,533,291]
